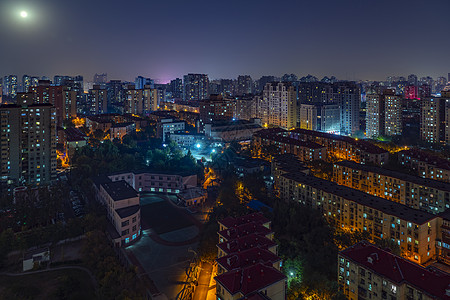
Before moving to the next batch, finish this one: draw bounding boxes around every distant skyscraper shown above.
[407,74,418,86]
[334,82,361,135]
[135,76,154,90]
[3,75,18,98]
[169,78,183,99]
[183,73,209,101]
[281,74,298,82]
[0,97,56,187]
[260,82,297,129]
[22,75,31,93]
[421,97,447,144]
[88,85,108,115]
[236,75,253,95]
[299,103,340,133]
[124,85,158,115]
[404,85,419,99]
[106,80,124,112]
[93,73,108,85]
[220,79,234,97]
[29,80,76,126]
[255,76,276,94]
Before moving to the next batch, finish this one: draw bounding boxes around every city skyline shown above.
[1,0,450,82]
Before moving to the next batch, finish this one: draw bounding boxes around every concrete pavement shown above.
[192,262,213,300]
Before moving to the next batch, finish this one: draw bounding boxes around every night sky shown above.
[1,0,449,82]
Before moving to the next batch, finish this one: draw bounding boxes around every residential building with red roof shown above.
[216,247,282,275]
[217,233,278,258]
[218,212,271,232]
[339,241,450,300]
[218,222,274,244]
[215,262,286,300]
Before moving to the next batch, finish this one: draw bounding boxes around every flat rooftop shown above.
[101,181,138,201]
[335,160,450,191]
[282,172,437,224]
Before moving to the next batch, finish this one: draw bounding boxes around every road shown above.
[192,262,213,300]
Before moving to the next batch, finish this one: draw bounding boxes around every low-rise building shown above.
[398,149,450,183]
[204,119,262,142]
[253,129,326,162]
[218,212,271,231]
[277,172,439,264]
[108,170,197,194]
[23,247,50,271]
[333,160,450,214]
[215,213,286,300]
[338,241,450,300]
[177,187,206,207]
[93,177,141,247]
[156,118,185,142]
[110,122,135,140]
[290,128,389,165]
[216,247,282,275]
[168,131,205,148]
[215,262,286,300]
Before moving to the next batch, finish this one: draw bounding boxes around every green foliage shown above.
[82,229,145,299]
[271,200,345,300]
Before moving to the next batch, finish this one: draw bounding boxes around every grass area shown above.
[0,269,96,300]
[140,200,193,234]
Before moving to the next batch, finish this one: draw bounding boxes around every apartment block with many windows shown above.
[333,160,450,214]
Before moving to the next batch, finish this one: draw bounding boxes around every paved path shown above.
[0,265,97,287]
[192,262,213,300]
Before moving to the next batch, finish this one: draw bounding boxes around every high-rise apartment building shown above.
[299,103,340,133]
[135,76,154,90]
[366,89,402,137]
[22,75,31,93]
[199,94,235,127]
[93,73,108,85]
[29,80,77,126]
[183,73,209,101]
[408,74,418,86]
[260,82,297,129]
[124,85,158,115]
[236,75,252,95]
[334,82,361,135]
[88,85,108,115]
[0,97,56,187]
[169,78,183,99]
[420,97,448,144]
[3,75,18,99]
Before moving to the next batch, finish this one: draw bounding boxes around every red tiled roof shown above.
[215,262,286,296]
[219,212,270,229]
[218,222,273,241]
[217,234,277,255]
[216,247,281,272]
[64,127,87,142]
[340,242,450,299]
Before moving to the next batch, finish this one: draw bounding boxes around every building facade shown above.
[333,160,450,214]
[183,73,209,102]
[276,171,439,264]
[0,101,56,188]
[339,242,450,300]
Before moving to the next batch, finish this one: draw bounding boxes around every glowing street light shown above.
[20,11,28,18]
[195,143,201,149]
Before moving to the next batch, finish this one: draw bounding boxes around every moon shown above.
[20,11,28,18]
